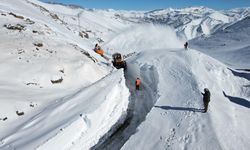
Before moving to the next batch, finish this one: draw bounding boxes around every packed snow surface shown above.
[122,49,250,150]
[104,24,250,150]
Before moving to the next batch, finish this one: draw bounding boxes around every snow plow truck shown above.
[112,53,127,70]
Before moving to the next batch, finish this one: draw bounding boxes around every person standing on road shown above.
[184,42,188,50]
[201,88,211,113]
[135,78,141,90]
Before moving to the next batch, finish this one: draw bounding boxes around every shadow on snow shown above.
[154,105,204,112]
[229,68,250,81]
[223,91,250,109]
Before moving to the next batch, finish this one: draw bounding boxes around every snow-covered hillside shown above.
[113,6,250,39]
[24,0,134,45]
[0,0,129,149]
[11,1,250,42]
[190,16,250,69]
[121,49,250,150]
[0,0,250,150]
[101,25,250,150]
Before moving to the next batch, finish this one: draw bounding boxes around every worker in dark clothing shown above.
[201,88,211,113]
[184,42,188,50]
[135,78,141,90]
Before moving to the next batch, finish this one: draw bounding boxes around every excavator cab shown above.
[112,53,127,70]
[94,45,104,56]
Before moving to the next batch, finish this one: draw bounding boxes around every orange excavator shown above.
[94,44,104,56]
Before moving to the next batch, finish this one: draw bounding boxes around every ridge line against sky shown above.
[39,0,250,11]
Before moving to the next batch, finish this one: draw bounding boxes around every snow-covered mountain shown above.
[17,1,250,42]
[110,6,250,39]
[190,16,250,69]
[0,0,250,150]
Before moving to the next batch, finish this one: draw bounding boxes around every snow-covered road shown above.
[93,53,159,149]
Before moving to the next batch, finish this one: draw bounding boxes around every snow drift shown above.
[104,24,184,54]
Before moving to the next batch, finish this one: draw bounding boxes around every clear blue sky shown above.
[40,0,250,11]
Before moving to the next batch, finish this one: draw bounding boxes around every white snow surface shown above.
[104,23,250,150]
[0,0,130,149]
[0,0,250,150]
[190,16,250,69]
[121,49,250,150]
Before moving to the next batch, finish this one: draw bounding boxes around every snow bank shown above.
[0,70,130,150]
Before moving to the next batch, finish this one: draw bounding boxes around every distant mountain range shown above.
[43,1,250,40]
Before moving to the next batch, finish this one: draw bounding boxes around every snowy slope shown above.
[1,70,129,150]
[100,26,250,150]
[121,49,250,150]
[190,16,250,69]
[28,1,250,42]
[1,0,250,150]
[26,0,134,45]
[113,6,250,40]
[0,0,130,149]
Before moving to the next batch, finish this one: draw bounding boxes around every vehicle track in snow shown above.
[92,57,159,150]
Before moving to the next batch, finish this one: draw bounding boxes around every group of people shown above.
[95,43,210,113]
[183,41,211,113]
